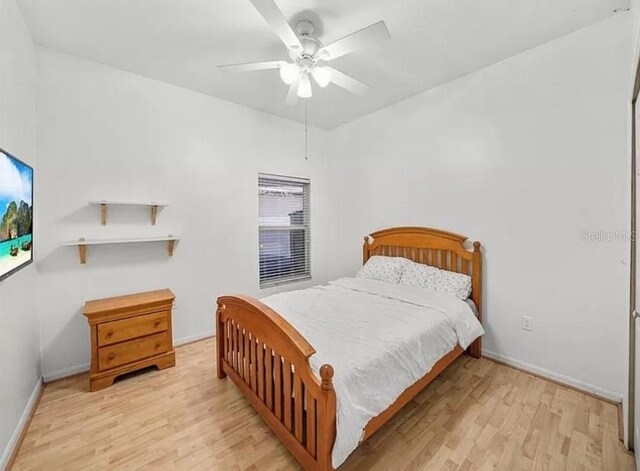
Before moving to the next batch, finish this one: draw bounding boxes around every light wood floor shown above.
[11,338,635,471]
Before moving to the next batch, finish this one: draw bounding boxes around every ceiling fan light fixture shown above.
[297,74,313,98]
[279,63,299,85]
[311,66,332,88]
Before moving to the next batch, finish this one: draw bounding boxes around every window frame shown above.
[258,173,311,288]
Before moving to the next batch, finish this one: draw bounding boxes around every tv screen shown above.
[0,148,33,281]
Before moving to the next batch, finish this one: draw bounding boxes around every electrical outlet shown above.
[521,316,533,332]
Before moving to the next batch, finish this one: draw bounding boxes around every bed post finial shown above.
[473,241,481,252]
[363,236,371,265]
[320,364,334,390]
[216,301,226,314]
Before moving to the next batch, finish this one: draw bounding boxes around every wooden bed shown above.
[216,227,483,471]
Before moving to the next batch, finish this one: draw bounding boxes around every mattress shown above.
[261,277,484,468]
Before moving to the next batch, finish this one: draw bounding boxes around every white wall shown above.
[325,13,634,400]
[0,0,41,468]
[37,48,332,379]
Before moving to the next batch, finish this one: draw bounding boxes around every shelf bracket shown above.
[168,239,176,256]
[78,238,87,264]
[151,205,159,225]
[100,203,107,225]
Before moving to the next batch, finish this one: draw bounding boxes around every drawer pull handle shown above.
[106,331,114,337]
[154,320,162,327]
[155,341,162,348]
[107,353,115,360]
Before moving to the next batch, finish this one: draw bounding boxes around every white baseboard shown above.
[483,350,623,404]
[43,331,216,383]
[0,377,43,471]
[174,331,214,347]
[43,362,90,383]
[635,426,640,470]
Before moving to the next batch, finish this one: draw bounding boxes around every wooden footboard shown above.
[216,295,336,471]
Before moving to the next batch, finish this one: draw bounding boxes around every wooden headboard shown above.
[363,226,483,355]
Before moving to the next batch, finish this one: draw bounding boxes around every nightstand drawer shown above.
[98,332,169,371]
[97,311,168,346]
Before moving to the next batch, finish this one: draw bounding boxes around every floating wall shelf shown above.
[63,235,180,264]
[89,200,169,226]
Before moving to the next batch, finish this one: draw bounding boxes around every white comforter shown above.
[261,277,484,468]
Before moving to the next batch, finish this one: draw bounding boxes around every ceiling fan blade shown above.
[325,67,370,95]
[218,60,286,74]
[285,81,300,106]
[318,21,390,61]
[249,0,303,52]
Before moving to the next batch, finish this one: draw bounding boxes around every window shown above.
[259,173,311,287]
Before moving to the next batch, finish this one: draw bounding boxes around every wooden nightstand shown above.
[84,289,176,391]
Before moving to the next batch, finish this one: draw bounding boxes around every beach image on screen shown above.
[0,150,33,279]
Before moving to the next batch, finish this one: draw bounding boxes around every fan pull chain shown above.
[304,101,309,160]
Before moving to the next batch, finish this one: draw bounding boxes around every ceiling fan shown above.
[218,0,391,105]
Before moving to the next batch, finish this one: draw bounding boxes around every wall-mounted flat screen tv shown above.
[0,148,33,281]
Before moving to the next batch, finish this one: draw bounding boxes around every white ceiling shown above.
[19,0,629,129]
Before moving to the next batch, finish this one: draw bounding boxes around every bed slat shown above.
[266,347,273,410]
[230,321,234,370]
[258,342,265,401]
[227,321,232,363]
[306,390,316,457]
[243,329,250,383]
[294,372,303,442]
[250,336,257,392]
[274,353,283,420]
[232,322,238,372]
[284,360,293,431]
[240,326,246,379]
[224,321,229,362]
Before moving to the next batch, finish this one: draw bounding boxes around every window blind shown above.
[258,173,311,287]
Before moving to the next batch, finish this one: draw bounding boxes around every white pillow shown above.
[399,260,472,300]
[434,269,472,300]
[357,256,408,284]
[399,261,439,289]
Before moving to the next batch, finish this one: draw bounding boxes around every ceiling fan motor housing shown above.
[291,21,322,59]
[295,20,315,37]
